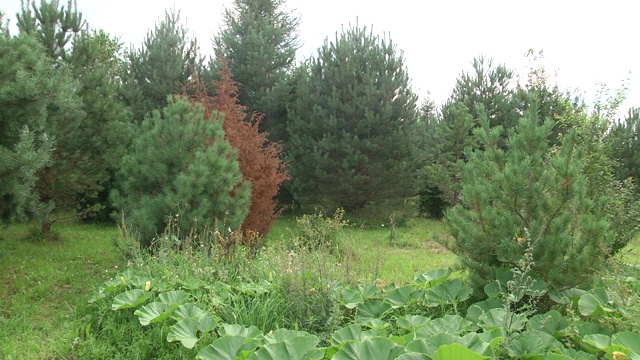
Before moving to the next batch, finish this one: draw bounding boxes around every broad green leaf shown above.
[263,329,311,344]
[158,290,190,306]
[477,308,526,332]
[434,343,489,360]
[414,268,452,287]
[505,330,562,358]
[418,314,475,337]
[396,353,430,360]
[357,283,380,299]
[167,317,199,349]
[356,300,392,324]
[197,335,253,360]
[198,312,218,333]
[363,328,388,338]
[220,323,263,339]
[406,333,456,356]
[397,315,431,332]
[389,333,415,346]
[111,289,151,310]
[466,297,503,324]
[331,324,363,346]
[612,332,640,358]
[180,277,207,290]
[247,335,321,360]
[384,285,416,308]
[425,278,473,307]
[333,337,404,360]
[457,332,490,356]
[546,354,575,360]
[583,333,612,350]
[174,303,206,320]
[364,318,390,330]
[578,288,619,318]
[135,301,177,326]
[342,288,364,309]
[551,347,598,360]
[526,310,565,335]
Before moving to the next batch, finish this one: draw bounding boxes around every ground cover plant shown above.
[0,213,453,359]
[1,213,638,359]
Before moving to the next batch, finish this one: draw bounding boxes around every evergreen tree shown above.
[287,25,423,214]
[0,34,62,221]
[442,105,612,294]
[112,96,250,247]
[16,0,84,61]
[609,107,640,186]
[451,56,518,131]
[125,9,202,121]
[184,56,289,250]
[17,1,130,232]
[68,29,132,222]
[215,0,300,142]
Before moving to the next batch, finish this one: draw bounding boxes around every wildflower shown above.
[109,277,113,281]
[144,281,152,291]
[337,263,343,267]
[114,265,119,269]
[120,276,125,284]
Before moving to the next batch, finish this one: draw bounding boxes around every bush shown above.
[295,208,348,252]
[442,105,613,295]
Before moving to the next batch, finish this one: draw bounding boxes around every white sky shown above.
[2,0,638,116]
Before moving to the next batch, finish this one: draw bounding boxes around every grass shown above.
[4,215,634,358]
[0,222,122,359]
[0,216,452,359]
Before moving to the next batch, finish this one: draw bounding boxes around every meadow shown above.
[1,215,638,359]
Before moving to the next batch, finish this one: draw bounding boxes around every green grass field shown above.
[1,217,638,359]
[0,217,455,359]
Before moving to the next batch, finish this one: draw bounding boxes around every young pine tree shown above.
[111,96,250,247]
[215,0,300,142]
[125,9,202,122]
[442,104,612,294]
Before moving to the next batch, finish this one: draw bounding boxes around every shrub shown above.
[442,105,613,295]
[111,96,250,247]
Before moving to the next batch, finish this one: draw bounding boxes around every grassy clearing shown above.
[0,222,122,359]
[0,216,453,359]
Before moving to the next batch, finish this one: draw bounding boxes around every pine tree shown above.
[111,96,250,247]
[442,104,612,294]
[16,1,130,232]
[609,107,640,186]
[0,34,61,221]
[125,9,202,121]
[184,56,289,249]
[215,0,300,142]
[286,25,424,215]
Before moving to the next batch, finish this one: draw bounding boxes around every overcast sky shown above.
[2,0,638,116]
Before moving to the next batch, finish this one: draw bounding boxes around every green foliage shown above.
[16,0,84,60]
[442,104,613,294]
[111,96,250,247]
[125,9,202,121]
[215,0,300,142]
[609,107,640,186]
[0,33,80,225]
[294,208,348,251]
[287,24,424,215]
[16,1,132,232]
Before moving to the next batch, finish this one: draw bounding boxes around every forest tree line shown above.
[1,0,639,275]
